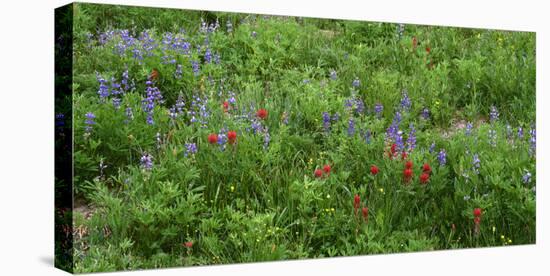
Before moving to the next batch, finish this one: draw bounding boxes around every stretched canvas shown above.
[55,2,536,273]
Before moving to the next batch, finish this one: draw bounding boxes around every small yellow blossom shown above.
[326,194,331,199]
[492,226,496,233]
[230,186,235,192]
[501,235,505,240]
[508,239,512,244]
[379,188,384,193]
[330,208,335,212]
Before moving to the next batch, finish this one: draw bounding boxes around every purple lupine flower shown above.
[303,79,310,84]
[125,107,134,123]
[110,78,121,96]
[251,119,263,134]
[352,78,360,88]
[489,105,499,123]
[84,112,96,133]
[140,153,153,171]
[506,124,513,139]
[355,98,365,114]
[522,171,532,184]
[364,129,371,144]
[438,149,447,166]
[112,98,122,110]
[344,98,354,111]
[169,107,178,120]
[132,48,143,61]
[214,53,221,65]
[488,128,497,147]
[121,69,131,91]
[348,118,355,136]
[330,70,337,80]
[228,91,236,104]
[518,127,524,139]
[394,111,402,124]
[374,103,383,118]
[400,90,411,111]
[406,123,416,152]
[472,154,481,174]
[156,132,162,149]
[529,127,536,156]
[421,108,430,120]
[175,96,185,114]
[332,112,340,122]
[263,128,271,150]
[97,76,109,100]
[204,48,212,63]
[141,83,163,125]
[184,143,197,157]
[174,64,183,79]
[429,142,436,154]
[395,130,404,151]
[465,122,473,136]
[322,112,331,133]
[191,60,200,76]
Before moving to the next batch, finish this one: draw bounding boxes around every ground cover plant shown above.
[58,3,535,273]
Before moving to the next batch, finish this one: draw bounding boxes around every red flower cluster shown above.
[183,241,193,248]
[403,168,413,183]
[419,163,432,184]
[353,194,369,223]
[257,108,268,120]
[354,194,361,214]
[314,164,332,178]
[227,131,237,144]
[323,164,331,174]
[420,173,430,184]
[222,101,229,113]
[473,208,483,225]
[422,163,432,174]
[314,169,323,178]
[208,133,218,144]
[370,165,379,176]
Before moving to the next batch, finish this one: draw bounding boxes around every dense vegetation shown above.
[63,3,535,273]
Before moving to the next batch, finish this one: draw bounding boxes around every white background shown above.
[0,0,548,275]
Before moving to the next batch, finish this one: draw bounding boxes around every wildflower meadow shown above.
[55,3,535,273]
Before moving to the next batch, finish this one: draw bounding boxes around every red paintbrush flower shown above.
[420,172,430,184]
[426,46,431,54]
[422,163,432,174]
[257,108,268,120]
[402,151,408,160]
[362,207,369,223]
[227,131,237,144]
[403,168,413,183]
[223,101,229,112]
[183,241,193,248]
[354,194,361,214]
[370,165,379,176]
[207,133,218,144]
[314,169,323,178]
[473,208,482,217]
[323,164,331,175]
[473,216,481,225]
[405,160,413,169]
